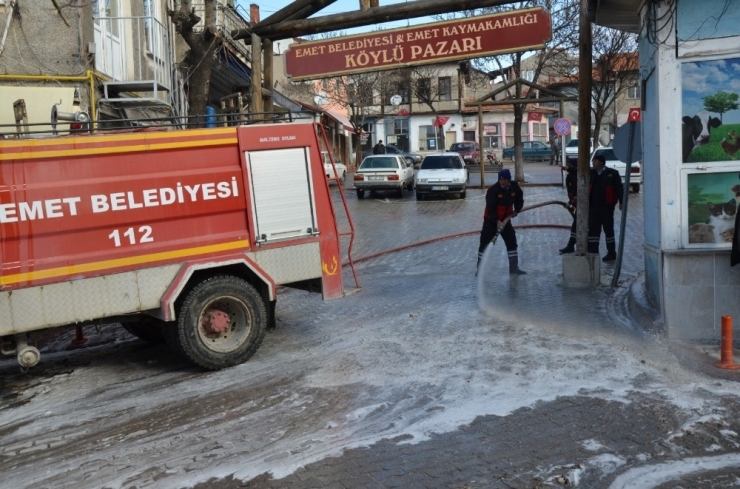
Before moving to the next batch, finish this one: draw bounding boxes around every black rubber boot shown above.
[603,243,617,262]
[508,256,527,275]
[559,239,576,254]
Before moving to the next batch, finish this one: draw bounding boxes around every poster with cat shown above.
[686,171,740,245]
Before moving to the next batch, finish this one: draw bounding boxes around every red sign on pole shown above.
[627,107,641,122]
[285,8,552,81]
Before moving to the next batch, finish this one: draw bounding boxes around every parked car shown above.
[449,141,480,164]
[415,152,468,201]
[321,151,347,185]
[362,146,422,165]
[565,138,595,165]
[589,146,642,193]
[502,140,551,160]
[354,154,415,199]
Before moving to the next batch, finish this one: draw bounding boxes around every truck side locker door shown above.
[246,147,319,244]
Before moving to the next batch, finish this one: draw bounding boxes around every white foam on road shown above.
[609,453,740,488]
[1,270,740,488]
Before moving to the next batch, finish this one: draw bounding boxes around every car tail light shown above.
[630,166,639,174]
[387,175,399,180]
[354,174,364,181]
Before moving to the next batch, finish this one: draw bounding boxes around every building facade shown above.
[0,0,252,134]
[595,0,740,340]
[0,0,178,132]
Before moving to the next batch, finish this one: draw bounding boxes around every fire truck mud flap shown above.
[164,275,267,370]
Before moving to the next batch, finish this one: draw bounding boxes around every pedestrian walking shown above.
[588,153,623,262]
[373,140,386,154]
[477,168,526,275]
[549,135,561,165]
[559,160,578,254]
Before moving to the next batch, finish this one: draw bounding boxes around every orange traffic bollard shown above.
[716,315,740,370]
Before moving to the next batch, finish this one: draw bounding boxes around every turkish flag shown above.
[527,112,543,122]
[433,116,450,127]
[627,107,641,122]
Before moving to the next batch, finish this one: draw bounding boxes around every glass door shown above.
[93,0,124,80]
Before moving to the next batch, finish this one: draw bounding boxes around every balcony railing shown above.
[191,3,252,61]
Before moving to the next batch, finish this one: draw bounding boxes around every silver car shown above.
[354,155,415,199]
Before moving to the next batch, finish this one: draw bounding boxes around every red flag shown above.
[527,111,543,122]
[433,116,450,127]
[627,107,641,122]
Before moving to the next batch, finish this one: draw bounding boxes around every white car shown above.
[321,152,347,186]
[590,146,642,193]
[354,154,415,199]
[565,138,595,165]
[415,152,468,200]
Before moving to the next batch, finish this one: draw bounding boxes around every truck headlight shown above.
[417,178,428,184]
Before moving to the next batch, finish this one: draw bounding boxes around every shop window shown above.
[505,123,529,147]
[418,125,441,151]
[483,123,501,149]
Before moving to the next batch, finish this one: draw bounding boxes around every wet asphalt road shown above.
[2,163,740,489]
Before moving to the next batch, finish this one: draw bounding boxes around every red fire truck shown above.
[0,123,356,370]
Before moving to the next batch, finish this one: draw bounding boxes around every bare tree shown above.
[439,0,580,182]
[590,26,638,146]
[331,73,386,166]
[168,0,220,117]
[276,30,387,166]
[397,64,455,151]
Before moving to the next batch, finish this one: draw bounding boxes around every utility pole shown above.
[576,0,592,257]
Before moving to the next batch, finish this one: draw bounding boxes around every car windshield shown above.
[360,157,400,169]
[566,139,579,147]
[595,149,618,161]
[450,143,474,151]
[421,156,463,170]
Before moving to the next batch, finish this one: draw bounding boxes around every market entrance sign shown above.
[284,7,552,81]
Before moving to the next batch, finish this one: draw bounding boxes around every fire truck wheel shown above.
[357,189,365,199]
[123,317,166,344]
[167,276,267,370]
